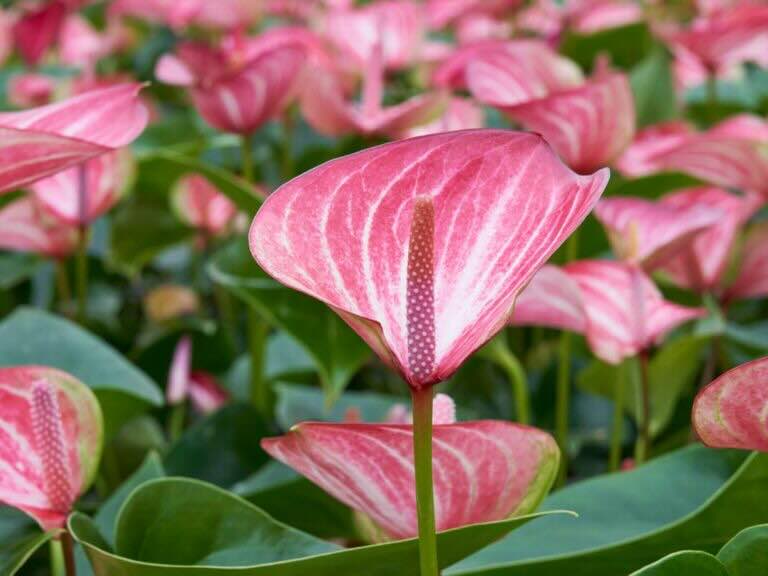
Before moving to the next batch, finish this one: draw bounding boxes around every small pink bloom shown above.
[565,260,705,364]
[250,130,609,389]
[510,264,587,334]
[426,0,523,28]
[13,0,68,66]
[658,188,760,293]
[723,221,768,302]
[0,83,148,195]
[0,366,102,531]
[31,148,134,227]
[156,34,306,135]
[405,97,484,138]
[594,194,723,269]
[262,401,559,539]
[188,371,230,414]
[455,13,512,45]
[693,356,768,452]
[568,0,643,35]
[0,197,78,259]
[110,0,259,29]
[171,174,238,236]
[615,121,695,178]
[167,336,192,405]
[7,74,56,108]
[59,14,118,71]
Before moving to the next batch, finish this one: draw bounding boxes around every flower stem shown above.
[555,330,572,484]
[55,261,72,312]
[281,109,295,181]
[487,335,530,423]
[247,308,269,417]
[61,531,76,576]
[50,538,64,576]
[412,387,438,576]
[75,226,89,324]
[241,134,254,183]
[609,361,626,472]
[168,402,186,443]
[633,353,651,464]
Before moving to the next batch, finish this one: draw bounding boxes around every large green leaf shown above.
[561,22,654,70]
[0,308,162,431]
[164,403,270,487]
[630,551,727,575]
[209,239,371,404]
[0,253,39,290]
[630,48,679,128]
[0,507,52,576]
[138,151,262,215]
[717,524,768,575]
[578,335,707,438]
[72,478,563,575]
[447,446,768,575]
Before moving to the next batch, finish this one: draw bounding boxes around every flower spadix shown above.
[262,394,559,539]
[0,366,103,531]
[250,130,609,389]
[693,356,768,452]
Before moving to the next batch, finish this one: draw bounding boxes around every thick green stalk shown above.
[241,134,254,183]
[609,361,626,472]
[50,538,65,576]
[633,353,651,464]
[75,227,89,323]
[247,308,269,416]
[55,261,71,312]
[412,387,438,576]
[555,330,572,484]
[488,336,530,423]
[168,402,186,442]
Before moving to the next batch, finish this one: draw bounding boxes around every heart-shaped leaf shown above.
[0,308,162,431]
[630,551,727,575]
[209,238,371,403]
[72,477,565,575]
[717,524,768,574]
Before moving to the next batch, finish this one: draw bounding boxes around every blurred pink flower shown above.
[171,174,238,237]
[511,264,587,334]
[426,0,523,28]
[262,392,559,539]
[723,221,768,303]
[13,0,68,66]
[166,336,229,413]
[7,74,56,108]
[0,197,78,259]
[406,97,484,137]
[111,0,259,30]
[615,121,695,178]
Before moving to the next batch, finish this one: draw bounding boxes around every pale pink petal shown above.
[0,198,77,259]
[0,366,102,531]
[502,73,636,173]
[59,14,114,70]
[426,0,524,28]
[570,0,643,34]
[262,419,558,538]
[456,13,512,44]
[615,121,695,178]
[658,188,760,292]
[724,221,768,302]
[167,336,192,405]
[0,83,148,194]
[565,260,705,364]
[510,264,587,333]
[31,148,134,226]
[172,174,237,235]
[594,195,723,268]
[693,356,768,452]
[250,130,609,387]
[13,1,67,66]
[407,97,484,138]
[188,371,229,413]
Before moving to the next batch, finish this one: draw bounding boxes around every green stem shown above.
[50,538,65,576]
[412,387,438,576]
[281,109,295,181]
[55,261,72,312]
[168,402,186,443]
[633,353,651,464]
[609,361,626,472]
[61,531,76,576]
[488,336,530,424]
[247,308,269,417]
[75,226,89,324]
[555,330,572,484]
[241,134,254,183]
[214,285,238,352]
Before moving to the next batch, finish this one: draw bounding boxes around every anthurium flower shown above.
[167,336,192,406]
[166,336,229,413]
[7,73,56,108]
[615,121,695,178]
[0,83,148,195]
[171,174,238,237]
[250,130,609,389]
[485,70,636,173]
[0,197,78,259]
[405,97,484,138]
[455,13,512,45]
[13,0,68,66]
[565,260,705,364]
[59,13,121,71]
[657,188,760,294]
[426,0,523,28]
[723,221,768,303]
[155,35,306,135]
[594,193,723,269]
[30,148,134,227]
[111,0,259,30]
[693,356,768,452]
[300,44,446,138]
[0,366,102,531]
[188,372,230,414]
[510,264,587,334]
[262,394,559,539]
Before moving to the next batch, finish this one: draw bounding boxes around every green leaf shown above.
[0,253,39,290]
[0,507,52,576]
[108,202,194,276]
[275,383,402,429]
[606,172,704,199]
[0,308,162,433]
[164,403,270,487]
[72,477,564,575]
[233,461,357,539]
[630,48,679,128]
[630,551,727,575]
[561,22,654,71]
[138,151,262,215]
[717,524,768,575]
[446,446,768,575]
[209,239,371,404]
[577,335,708,437]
